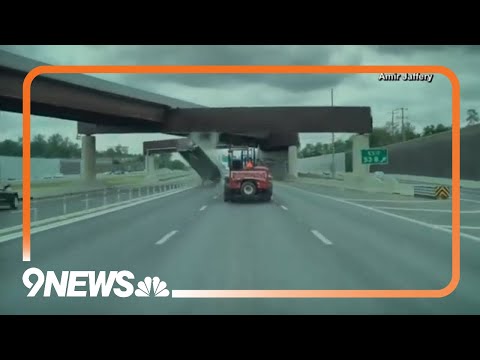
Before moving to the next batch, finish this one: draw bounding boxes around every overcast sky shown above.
[0,45,477,154]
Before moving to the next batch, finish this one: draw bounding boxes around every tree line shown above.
[0,134,140,159]
[299,122,453,158]
[1,109,478,162]
[0,134,187,170]
[298,108,480,159]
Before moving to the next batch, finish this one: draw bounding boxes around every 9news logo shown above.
[22,267,170,298]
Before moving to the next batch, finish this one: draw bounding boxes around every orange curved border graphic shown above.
[22,65,460,299]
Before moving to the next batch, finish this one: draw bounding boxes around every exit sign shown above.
[361,148,388,165]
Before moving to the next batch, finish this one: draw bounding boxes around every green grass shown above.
[11,181,75,192]
[103,175,146,186]
[12,173,190,193]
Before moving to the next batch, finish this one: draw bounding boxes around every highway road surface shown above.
[0,181,479,314]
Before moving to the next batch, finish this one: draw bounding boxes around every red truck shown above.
[223,147,273,202]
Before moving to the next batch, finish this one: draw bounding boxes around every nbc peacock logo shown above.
[134,276,170,297]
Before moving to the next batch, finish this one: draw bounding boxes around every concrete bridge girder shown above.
[140,132,301,182]
[0,50,375,184]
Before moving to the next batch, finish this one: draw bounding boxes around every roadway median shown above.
[0,183,195,240]
[299,171,480,191]
[291,172,415,197]
[0,170,207,233]
[10,169,200,200]
[391,174,480,190]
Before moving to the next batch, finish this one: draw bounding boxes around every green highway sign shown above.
[361,148,388,165]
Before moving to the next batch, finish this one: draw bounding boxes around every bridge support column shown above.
[287,145,298,178]
[188,132,222,183]
[258,149,288,180]
[81,135,96,183]
[145,155,155,173]
[352,134,370,176]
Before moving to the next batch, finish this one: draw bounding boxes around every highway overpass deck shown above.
[1,49,373,135]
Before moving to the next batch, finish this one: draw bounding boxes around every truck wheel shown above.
[240,181,257,197]
[10,195,19,210]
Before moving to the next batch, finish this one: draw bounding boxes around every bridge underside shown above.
[142,135,302,183]
[143,138,228,184]
[74,105,372,134]
[0,50,372,135]
[0,49,373,182]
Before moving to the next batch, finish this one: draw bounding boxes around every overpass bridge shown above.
[0,49,373,183]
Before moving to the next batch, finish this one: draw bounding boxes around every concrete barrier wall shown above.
[0,155,60,181]
[0,156,126,181]
[258,150,288,180]
[369,124,480,180]
[340,124,479,180]
[59,158,115,175]
[298,153,346,174]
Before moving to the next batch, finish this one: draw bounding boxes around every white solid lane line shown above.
[282,184,480,243]
[342,198,444,203]
[461,198,480,204]
[0,187,193,243]
[199,205,207,211]
[439,225,480,230]
[155,230,179,245]
[375,206,480,213]
[311,230,333,245]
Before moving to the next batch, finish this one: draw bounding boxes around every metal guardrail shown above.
[414,184,450,199]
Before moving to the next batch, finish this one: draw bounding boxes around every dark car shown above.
[0,184,20,210]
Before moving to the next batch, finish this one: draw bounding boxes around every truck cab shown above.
[223,146,273,202]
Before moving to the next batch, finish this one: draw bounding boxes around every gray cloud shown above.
[89,45,361,93]
[371,45,480,55]
[0,45,479,153]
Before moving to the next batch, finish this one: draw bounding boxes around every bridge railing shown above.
[0,176,201,234]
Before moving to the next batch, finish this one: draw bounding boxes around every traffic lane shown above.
[0,207,34,231]
[0,191,408,315]
[1,182,477,315]
[461,190,480,203]
[0,184,221,314]
[141,199,409,315]
[285,179,417,202]
[273,184,451,290]
[294,178,480,203]
[289,180,479,233]
[66,188,477,314]
[337,199,480,236]
[0,185,214,282]
[275,183,480,314]
[0,183,184,230]
[0,184,458,315]
[359,208,479,229]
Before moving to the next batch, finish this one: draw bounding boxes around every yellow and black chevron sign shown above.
[435,185,450,199]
